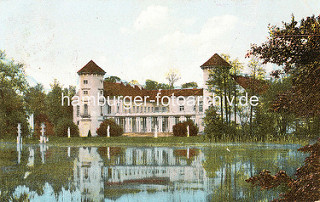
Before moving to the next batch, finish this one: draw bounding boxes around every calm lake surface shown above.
[0,143,307,201]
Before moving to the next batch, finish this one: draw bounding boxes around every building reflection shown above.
[73,147,104,201]
[73,147,209,201]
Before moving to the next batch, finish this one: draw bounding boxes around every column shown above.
[147,117,152,133]
[169,116,174,132]
[129,117,132,132]
[180,116,186,122]
[158,116,163,132]
[136,117,141,133]
[125,117,129,133]
[191,116,196,124]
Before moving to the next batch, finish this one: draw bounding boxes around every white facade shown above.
[75,73,105,137]
[73,54,228,137]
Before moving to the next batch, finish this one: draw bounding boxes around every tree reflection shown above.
[202,144,306,201]
[0,144,307,201]
[0,145,77,200]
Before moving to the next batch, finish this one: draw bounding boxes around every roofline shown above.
[77,71,106,75]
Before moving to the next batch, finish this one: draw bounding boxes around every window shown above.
[84,104,88,116]
[133,106,135,113]
[179,105,184,111]
[148,107,150,112]
[83,90,88,95]
[152,107,154,112]
[162,107,167,112]
[137,106,139,113]
[99,90,103,95]
[77,105,80,117]
[199,101,203,112]
[83,80,88,84]
[100,106,103,116]
[155,107,159,112]
[175,117,179,124]
[107,104,111,114]
[144,107,146,113]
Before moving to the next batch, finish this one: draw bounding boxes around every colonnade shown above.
[114,116,196,133]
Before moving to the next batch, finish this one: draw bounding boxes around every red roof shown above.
[200,53,231,69]
[104,82,203,100]
[77,60,106,75]
[232,75,269,95]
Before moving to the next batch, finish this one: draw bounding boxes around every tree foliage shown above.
[181,82,198,89]
[144,79,159,90]
[165,69,181,89]
[54,117,79,137]
[25,83,47,122]
[248,15,320,116]
[206,54,243,126]
[46,80,75,126]
[144,79,170,90]
[104,76,121,83]
[97,118,123,137]
[246,138,320,201]
[172,120,198,137]
[0,50,29,137]
[129,80,139,85]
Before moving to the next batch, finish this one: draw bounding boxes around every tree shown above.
[25,83,47,122]
[165,69,181,89]
[207,54,243,126]
[181,82,198,89]
[172,120,198,137]
[248,57,266,80]
[0,50,29,137]
[222,54,243,124]
[129,80,139,85]
[248,15,320,116]
[246,138,320,201]
[203,107,225,140]
[54,118,79,137]
[247,57,266,136]
[144,79,159,90]
[157,83,170,90]
[46,80,74,126]
[104,76,121,83]
[97,118,123,137]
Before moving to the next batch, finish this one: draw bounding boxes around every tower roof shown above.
[77,60,106,75]
[200,53,231,69]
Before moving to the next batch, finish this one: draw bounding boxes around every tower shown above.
[200,53,231,110]
[77,60,106,137]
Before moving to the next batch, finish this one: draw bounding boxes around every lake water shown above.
[0,143,307,201]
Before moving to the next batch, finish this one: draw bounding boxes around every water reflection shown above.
[73,147,207,201]
[0,143,307,201]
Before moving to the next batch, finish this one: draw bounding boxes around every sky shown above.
[1,0,319,89]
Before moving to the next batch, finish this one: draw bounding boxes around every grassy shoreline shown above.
[0,136,310,147]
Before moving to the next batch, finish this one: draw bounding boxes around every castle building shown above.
[73,53,231,137]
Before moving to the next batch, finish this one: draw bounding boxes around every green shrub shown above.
[97,118,123,137]
[54,118,79,137]
[173,120,198,137]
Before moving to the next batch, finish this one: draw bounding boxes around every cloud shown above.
[158,15,238,50]
[134,5,169,31]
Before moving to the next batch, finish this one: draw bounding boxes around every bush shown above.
[173,120,198,137]
[97,119,123,137]
[54,118,79,137]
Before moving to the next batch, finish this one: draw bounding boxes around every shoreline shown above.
[0,136,309,147]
